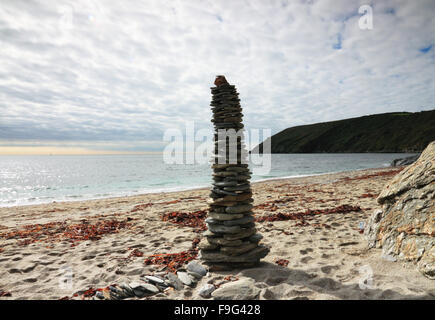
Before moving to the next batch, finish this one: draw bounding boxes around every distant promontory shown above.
[252,110,435,153]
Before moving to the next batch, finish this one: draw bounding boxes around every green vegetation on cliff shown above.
[253,110,435,153]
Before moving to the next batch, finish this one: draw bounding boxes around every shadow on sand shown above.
[213,262,434,300]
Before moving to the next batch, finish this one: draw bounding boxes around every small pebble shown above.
[177,271,194,286]
[198,284,216,298]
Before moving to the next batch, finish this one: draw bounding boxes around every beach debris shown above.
[162,210,207,232]
[360,193,377,198]
[0,290,12,297]
[340,168,403,182]
[143,237,200,272]
[223,275,239,282]
[275,259,290,267]
[0,218,132,246]
[358,221,365,234]
[255,204,362,223]
[200,76,269,269]
[143,250,198,272]
[128,248,144,258]
[131,203,153,212]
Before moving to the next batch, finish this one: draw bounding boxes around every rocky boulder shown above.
[390,154,420,167]
[365,141,434,279]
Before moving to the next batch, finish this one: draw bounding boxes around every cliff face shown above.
[365,141,435,279]
[253,110,435,153]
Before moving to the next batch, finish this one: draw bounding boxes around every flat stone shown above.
[220,242,257,256]
[205,218,222,225]
[120,283,135,297]
[207,224,241,234]
[187,270,203,280]
[144,275,166,285]
[201,245,269,263]
[212,164,239,169]
[223,228,256,240]
[205,262,258,271]
[141,283,160,294]
[211,207,226,213]
[177,271,194,286]
[226,204,253,214]
[134,289,147,298]
[96,291,105,299]
[109,285,129,299]
[248,233,263,243]
[239,222,255,229]
[203,230,222,237]
[213,193,252,202]
[198,240,219,251]
[208,212,244,221]
[166,273,184,290]
[129,281,145,290]
[212,188,238,196]
[211,278,260,300]
[213,171,237,177]
[213,181,238,187]
[208,237,243,247]
[225,175,251,181]
[224,185,251,192]
[209,201,238,207]
[223,216,254,226]
[226,167,250,172]
[186,261,208,276]
[198,284,216,298]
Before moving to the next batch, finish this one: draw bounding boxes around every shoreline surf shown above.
[0,166,393,208]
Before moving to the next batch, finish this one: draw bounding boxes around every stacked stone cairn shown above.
[199,75,269,269]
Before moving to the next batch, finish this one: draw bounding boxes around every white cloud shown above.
[0,0,434,150]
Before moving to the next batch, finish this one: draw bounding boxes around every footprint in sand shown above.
[9,268,21,274]
[310,278,340,291]
[81,255,96,261]
[320,265,339,274]
[300,248,313,255]
[300,256,314,264]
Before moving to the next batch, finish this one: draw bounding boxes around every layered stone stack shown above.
[199,76,269,269]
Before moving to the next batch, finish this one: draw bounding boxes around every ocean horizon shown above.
[0,153,416,207]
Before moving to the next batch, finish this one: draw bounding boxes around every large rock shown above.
[365,141,435,279]
[211,278,260,300]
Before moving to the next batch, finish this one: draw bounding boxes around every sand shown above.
[0,167,433,300]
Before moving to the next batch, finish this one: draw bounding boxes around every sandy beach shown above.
[0,167,433,300]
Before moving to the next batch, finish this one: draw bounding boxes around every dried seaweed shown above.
[161,210,207,232]
[255,204,362,223]
[0,290,12,297]
[340,168,403,182]
[275,259,289,267]
[143,238,200,272]
[0,218,131,246]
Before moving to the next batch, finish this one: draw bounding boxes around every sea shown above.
[0,153,416,207]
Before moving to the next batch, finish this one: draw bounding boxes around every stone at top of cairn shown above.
[214,75,229,87]
[199,76,270,271]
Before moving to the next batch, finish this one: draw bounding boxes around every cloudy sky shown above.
[0,0,434,153]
